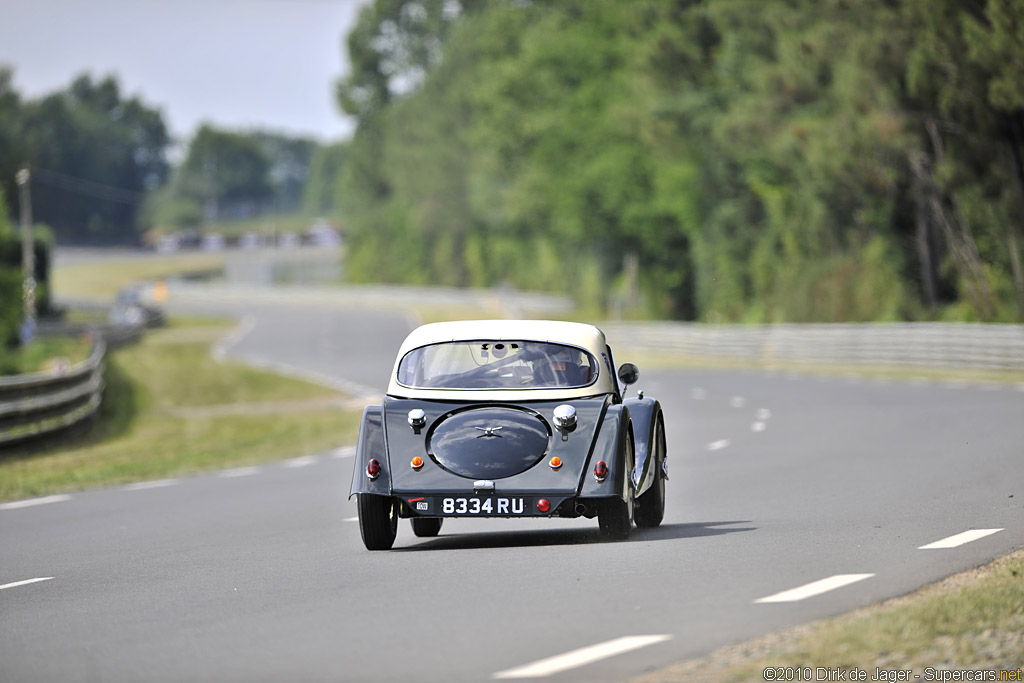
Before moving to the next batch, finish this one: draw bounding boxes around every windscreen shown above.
[396,341,599,390]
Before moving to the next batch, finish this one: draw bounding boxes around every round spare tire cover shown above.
[428,406,551,479]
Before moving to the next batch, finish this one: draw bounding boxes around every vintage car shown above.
[349,320,668,550]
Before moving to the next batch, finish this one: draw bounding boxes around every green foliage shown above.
[302,142,349,215]
[0,71,170,245]
[144,126,323,231]
[334,0,1024,321]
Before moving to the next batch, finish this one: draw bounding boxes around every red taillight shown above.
[367,458,381,480]
[594,460,608,481]
[537,499,551,513]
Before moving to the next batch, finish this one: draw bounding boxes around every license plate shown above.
[438,497,528,516]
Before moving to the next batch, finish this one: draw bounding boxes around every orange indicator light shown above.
[549,456,562,470]
[411,456,424,470]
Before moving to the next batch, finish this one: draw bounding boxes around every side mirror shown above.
[617,362,639,386]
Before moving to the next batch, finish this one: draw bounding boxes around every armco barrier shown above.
[0,335,106,446]
[600,322,1024,371]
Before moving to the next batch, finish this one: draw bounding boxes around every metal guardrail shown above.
[0,335,107,446]
[601,322,1024,371]
[0,292,162,447]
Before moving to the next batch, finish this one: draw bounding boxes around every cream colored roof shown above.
[386,320,618,400]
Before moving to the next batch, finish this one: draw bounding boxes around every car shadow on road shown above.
[393,520,755,552]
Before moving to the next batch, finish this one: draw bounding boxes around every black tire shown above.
[411,517,443,537]
[358,494,398,550]
[599,432,634,540]
[634,417,666,529]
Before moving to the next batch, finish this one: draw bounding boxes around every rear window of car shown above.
[396,341,599,390]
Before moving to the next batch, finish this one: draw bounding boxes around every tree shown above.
[15,74,170,244]
[178,125,273,222]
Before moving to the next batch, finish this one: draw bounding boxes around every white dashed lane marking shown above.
[0,577,54,591]
[219,467,262,478]
[283,455,319,468]
[730,396,746,408]
[756,408,771,420]
[751,422,766,432]
[707,440,730,452]
[492,635,672,679]
[755,574,875,603]
[122,479,179,491]
[918,529,1004,550]
[0,495,71,511]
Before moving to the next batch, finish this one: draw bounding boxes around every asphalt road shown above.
[2,292,1022,682]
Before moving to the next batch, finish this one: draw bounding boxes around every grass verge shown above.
[634,549,1024,682]
[0,318,360,502]
[52,252,225,301]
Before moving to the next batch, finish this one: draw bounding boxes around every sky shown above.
[0,0,369,144]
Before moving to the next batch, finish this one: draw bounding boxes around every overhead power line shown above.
[29,167,146,205]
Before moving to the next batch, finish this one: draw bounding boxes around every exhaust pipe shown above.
[575,503,588,517]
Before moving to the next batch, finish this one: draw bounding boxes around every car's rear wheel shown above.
[411,517,443,537]
[358,494,398,550]
[599,431,634,540]
[634,417,666,529]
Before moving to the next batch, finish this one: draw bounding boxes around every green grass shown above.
[0,319,360,502]
[52,252,225,301]
[0,334,94,375]
[635,549,1024,682]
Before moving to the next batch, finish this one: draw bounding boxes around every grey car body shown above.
[349,320,668,550]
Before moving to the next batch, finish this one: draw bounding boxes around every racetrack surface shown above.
[3,292,1022,682]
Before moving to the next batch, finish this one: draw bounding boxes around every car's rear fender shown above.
[623,396,664,497]
[577,403,631,501]
[348,405,393,498]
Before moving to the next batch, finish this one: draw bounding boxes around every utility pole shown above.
[15,167,36,344]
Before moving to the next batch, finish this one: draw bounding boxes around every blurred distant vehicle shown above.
[110,287,164,328]
[239,231,262,249]
[350,320,667,550]
[201,233,225,251]
[154,235,179,253]
[278,232,300,248]
[306,220,341,247]
[177,230,201,250]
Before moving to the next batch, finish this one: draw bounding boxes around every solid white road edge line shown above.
[212,315,256,362]
[492,635,672,679]
[0,577,54,591]
[918,528,1004,550]
[0,495,72,511]
[755,574,875,603]
[707,440,730,451]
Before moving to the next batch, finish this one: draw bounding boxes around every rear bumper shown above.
[386,492,619,519]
